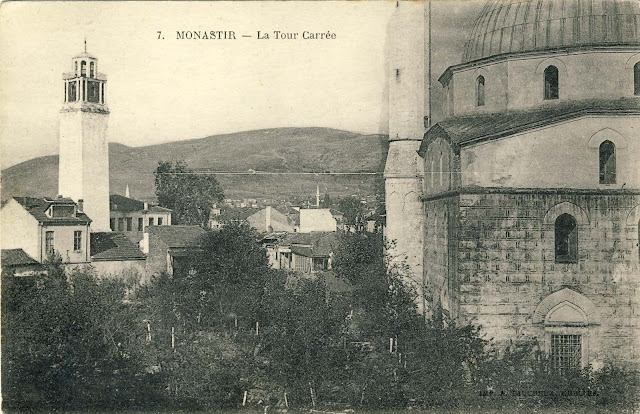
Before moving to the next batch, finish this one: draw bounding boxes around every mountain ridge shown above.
[2,127,388,202]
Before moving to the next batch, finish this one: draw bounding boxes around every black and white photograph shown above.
[1,0,639,412]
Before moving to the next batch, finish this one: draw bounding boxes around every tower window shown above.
[599,140,616,184]
[88,81,100,103]
[635,62,640,96]
[555,214,577,263]
[118,218,124,231]
[81,61,87,77]
[90,62,95,78]
[544,65,559,100]
[476,76,485,106]
[126,217,132,231]
[74,61,78,76]
[68,82,77,102]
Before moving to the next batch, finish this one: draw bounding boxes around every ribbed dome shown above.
[462,0,640,62]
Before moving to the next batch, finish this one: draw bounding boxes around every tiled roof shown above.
[110,194,172,213]
[90,232,146,261]
[418,98,640,155]
[290,245,314,257]
[14,197,91,225]
[285,231,338,257]
[1,249,42,267]
[147,225,207,248]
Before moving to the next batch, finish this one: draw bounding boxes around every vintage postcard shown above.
[1,0,639,412]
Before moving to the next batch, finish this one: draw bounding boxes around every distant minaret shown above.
[384,1,429,313]
[316,185,321,208]
[59,45,110,231]
[125,184,130,198]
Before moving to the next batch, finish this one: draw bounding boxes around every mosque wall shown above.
[446,50,640,117]
[448,191,640,367]
[460,116,640,190]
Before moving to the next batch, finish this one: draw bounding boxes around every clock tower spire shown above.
[58,46,111,231]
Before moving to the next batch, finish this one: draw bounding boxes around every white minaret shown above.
[316,184,321,208]
[384,1,429,313]
[59,44,111,232]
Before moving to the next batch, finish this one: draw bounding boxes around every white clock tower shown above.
[59,45,110,231]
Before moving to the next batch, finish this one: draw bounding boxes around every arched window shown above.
[90,62,95,78]
[599,140,616,184]
[81,61,87,77]
[74,61,78,76]
[430,160,434,188]
[544,65,559,100]
[634,62,640,96]
[476,76,485,106]
[555,214,577,263]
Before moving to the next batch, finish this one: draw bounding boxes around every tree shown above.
[154,160,224,226]
[338,196,365,228]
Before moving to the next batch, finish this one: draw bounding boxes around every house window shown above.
[126,217,132,231]
[635,62,640,96]
[550,334,582,371]
[149,217,155,226]
[158,217,163,226]
[74,230,82,251]
[555,214,577,263]
[599,140,616,184]
[138,217,144,231]
[476,76,485,106]
[544,65,559,100]
[110,218,116,231]
[45,231,54,255]
[118,217,124,231]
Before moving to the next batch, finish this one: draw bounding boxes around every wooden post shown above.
[389,337,393,353]
[171,326,175,350]
[256,321,259,336]
[309,382,316,407]
[146,321,151,343]
[284,392,289,408]
[242,390,248,406]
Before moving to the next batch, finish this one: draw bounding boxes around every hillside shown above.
[2,127,388,202]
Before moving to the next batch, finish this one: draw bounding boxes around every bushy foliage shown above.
[2,263,153,410]
[5,228,639,412]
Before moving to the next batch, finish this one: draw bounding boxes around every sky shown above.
[0,1,484,168]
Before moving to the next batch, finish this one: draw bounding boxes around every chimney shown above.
[141,232,149,254]
[125,184,130,198]
[77,199,84,213]
[265,206,272,232]
[143,201,149,211]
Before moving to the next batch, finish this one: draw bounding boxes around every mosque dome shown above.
[462,0,640,63]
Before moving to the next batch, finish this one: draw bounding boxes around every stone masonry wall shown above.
[426,191,640,368]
